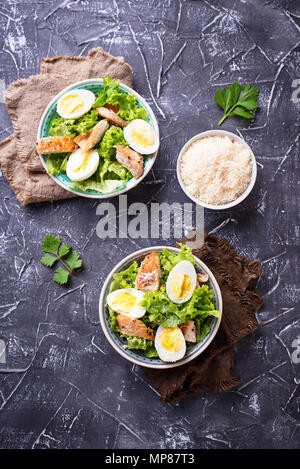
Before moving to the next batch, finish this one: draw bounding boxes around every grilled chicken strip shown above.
[136,253,160,292]
[36,136,78,154]
[179,320,197,343]
[117,315,155,341]
[105,103,119,113]
[97,106,128,128]
[115,145,144,179]
[73,133,90,146]
[197,272,209,283]
[79,120,109,152]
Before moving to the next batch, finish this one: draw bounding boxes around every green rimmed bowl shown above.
[37,79,159,199]
[99,246,223,369]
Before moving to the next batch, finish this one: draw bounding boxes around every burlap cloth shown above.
[143,233,263,402]
[0,47,132,205]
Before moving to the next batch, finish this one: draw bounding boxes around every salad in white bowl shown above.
[99,244,222,369]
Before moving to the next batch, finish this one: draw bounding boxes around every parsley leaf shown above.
[41,253,57,267]
[60,244,71,257]
[231,106,254,119]
[238,84,259,110]
[40,233,83,285]
[53,267,69,285]
[214,82,259,126]
[41,233,61,255]
[65,251,82,270]
[214,89,225,109]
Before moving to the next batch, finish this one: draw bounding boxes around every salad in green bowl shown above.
[37,77,159,198]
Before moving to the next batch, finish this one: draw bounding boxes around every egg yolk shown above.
[73,152,91,172]
[112,292,136,314]
[170,273,192,300]
[60,94,84,115]
[130,125,155,148]
[159,328,182,352]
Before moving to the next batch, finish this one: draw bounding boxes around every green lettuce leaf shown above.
[98,125,127,160]
[60,154,69,173]
[49,118,77,137]
[70,179,124,193]
[93,76,120,108]
[159,243,195,281]
[195,318,211,343]
[125,336,150,350]
[124,336,158,357]
[112,261,139,289]
[142,284,219,328]
[93,76,148,122]
[106,161,130,180]
[179,285,219,321]
[144,344,158,358]
[116,93,148,122]
[108,307,119,333]
[46,153,69,175]
[49,109,99,137]
[76,109,99,135]
[142,288,182,327]
[70,180,103,192]
[97,125,131,183]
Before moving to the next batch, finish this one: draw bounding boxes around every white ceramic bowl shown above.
[37,78,159,199]
[176,129,257,210]
[99,246,222,369]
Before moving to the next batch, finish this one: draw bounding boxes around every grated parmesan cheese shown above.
[179,135,252,205]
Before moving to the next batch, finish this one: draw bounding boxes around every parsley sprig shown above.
[214,82,259,126]
[40,233,82,285]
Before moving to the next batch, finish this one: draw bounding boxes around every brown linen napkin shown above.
[143,233,263,402]
[0,47,132,205]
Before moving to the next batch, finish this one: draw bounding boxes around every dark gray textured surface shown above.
[0,0,299,449]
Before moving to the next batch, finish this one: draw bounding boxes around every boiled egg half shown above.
[57,89,95,119]
[106,288,146,319]
[66,148,99,181]
[166,260,196,304]
[124,119,159,155]
[155,325,186,362]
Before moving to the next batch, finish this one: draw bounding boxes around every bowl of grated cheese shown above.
[176,130,257,210]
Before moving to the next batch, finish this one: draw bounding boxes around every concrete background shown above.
[0,0,299,449]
